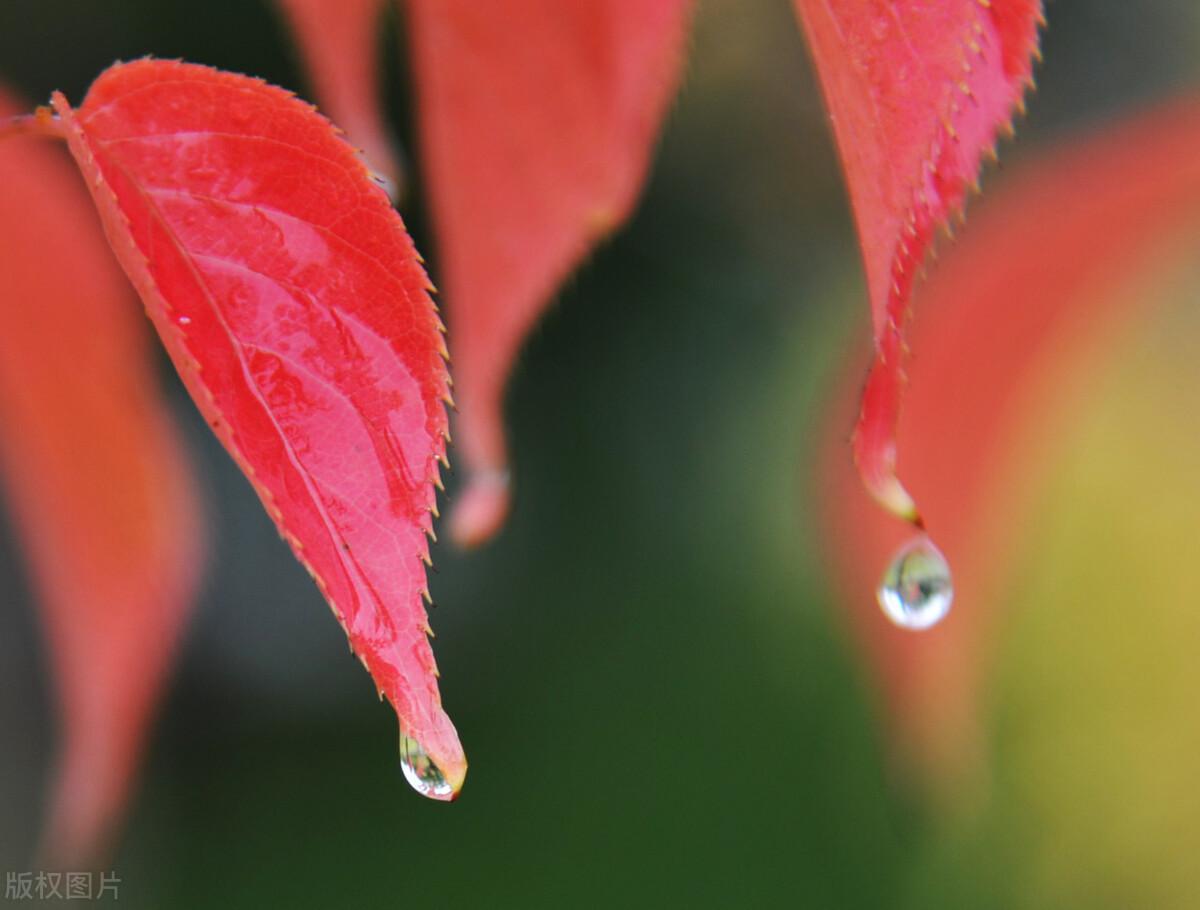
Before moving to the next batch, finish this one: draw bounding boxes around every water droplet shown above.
[877,536,953,630]
[400,730,456,800]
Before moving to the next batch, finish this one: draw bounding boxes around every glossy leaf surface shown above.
[275,0,404,198]
[794,0,1042,522]
[51,59,465,793]
[0,88,203,861]
[406,0,693,545]
[818,98,1200,795]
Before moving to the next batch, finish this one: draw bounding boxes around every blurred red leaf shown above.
[405,0,693,546]
[0,87,203,862]
[274,0,404,198]
[818,97,1200,796]
[794,0,1042,523]
[50,59,465,795]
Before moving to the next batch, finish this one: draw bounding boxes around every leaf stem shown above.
[0,108,66,143]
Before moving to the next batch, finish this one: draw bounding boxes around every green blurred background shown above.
[1,0,1199,906]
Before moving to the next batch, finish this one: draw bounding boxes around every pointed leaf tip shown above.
[793,0,1043,523]
[50,58,464,785]
[407,0,693,544]
[449,469,512,550]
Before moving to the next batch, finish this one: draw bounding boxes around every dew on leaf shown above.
[400,729,458,801]
[877,535,953,630]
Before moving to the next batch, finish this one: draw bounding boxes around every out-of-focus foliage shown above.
[817,97,1200,812]
[0,0,1197,907]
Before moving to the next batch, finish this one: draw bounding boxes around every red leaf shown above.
[275,0,405,199]
[50,59,465,796]
[405,0,692,546]
[817,97,1200,794]
[0,88,203,861]
[793,0,1042,523]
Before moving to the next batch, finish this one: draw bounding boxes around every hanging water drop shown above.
[400,729,457,801]
[877,535,953,630]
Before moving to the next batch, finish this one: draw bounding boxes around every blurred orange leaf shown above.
[0,87,203,863]
[405,0,693,545]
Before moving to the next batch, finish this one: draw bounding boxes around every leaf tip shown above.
[871,471,923,527]
[449,469,512,549]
